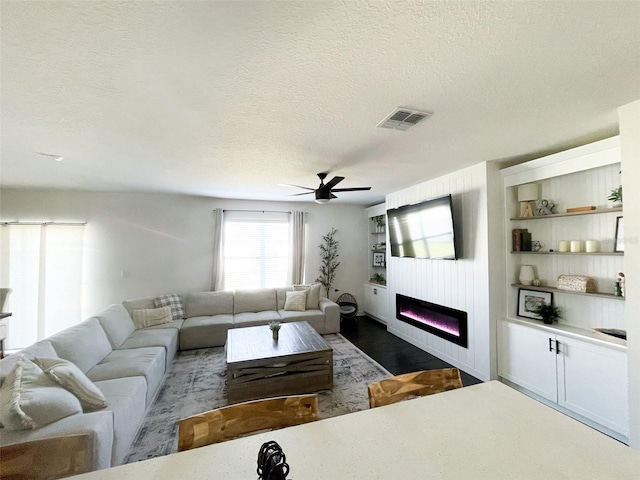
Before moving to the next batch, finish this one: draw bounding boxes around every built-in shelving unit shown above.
[364,203,389,323]
[499,136,628,443]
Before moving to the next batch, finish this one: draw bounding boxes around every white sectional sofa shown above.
[0,286,340,473]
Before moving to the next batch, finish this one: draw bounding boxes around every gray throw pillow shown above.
[154,293,185,320]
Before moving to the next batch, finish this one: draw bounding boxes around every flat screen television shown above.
[387,194,458,260]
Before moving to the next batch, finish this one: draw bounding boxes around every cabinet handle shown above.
[548,338,554,352]
[555,340,561,355]
[373,288,377,295]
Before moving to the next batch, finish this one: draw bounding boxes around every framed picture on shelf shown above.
[372,252,385,267]
[614,216,624,252]
[518,289,552,320]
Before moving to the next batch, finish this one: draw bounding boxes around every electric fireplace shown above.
[396,294,468,348]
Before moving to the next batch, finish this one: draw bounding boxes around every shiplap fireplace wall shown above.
[385,162,504,382]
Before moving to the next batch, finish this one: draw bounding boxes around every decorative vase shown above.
[272,329,279,341]
[518,266,536,286]
[0,288,11,313]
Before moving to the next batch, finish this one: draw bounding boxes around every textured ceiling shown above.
[2,1,640,206]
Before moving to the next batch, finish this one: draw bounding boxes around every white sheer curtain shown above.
[211,209,224,291]
[0,224,85,349]
[290,211,306,284]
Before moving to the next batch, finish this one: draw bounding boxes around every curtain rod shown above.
[1,222,87,226]
[222,209,292,214]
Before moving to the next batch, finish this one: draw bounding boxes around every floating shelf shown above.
[510,206,622,221]
[511,251,623,256]
[511,283,624,300]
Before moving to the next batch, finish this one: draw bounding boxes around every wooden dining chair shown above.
[177,394,320,451]
[367,367,463,408]
[0,433,93,479]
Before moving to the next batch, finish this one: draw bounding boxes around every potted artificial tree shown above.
[316,228,340,298]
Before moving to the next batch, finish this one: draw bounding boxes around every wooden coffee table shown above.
[226,321,333,403]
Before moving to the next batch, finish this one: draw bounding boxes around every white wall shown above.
[0,189,368,317]
[619,99,640,450]
[385,162,503,381]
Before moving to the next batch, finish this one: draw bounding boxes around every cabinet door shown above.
[363,284,388,322]
[557,336,629,436]
[498,321,557,402]
[363,284,376,317]
[372,286,388,323]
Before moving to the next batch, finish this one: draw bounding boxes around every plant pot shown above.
[272,330,279,341]
[543,318,553,325]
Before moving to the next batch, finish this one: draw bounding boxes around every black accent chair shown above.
[336,293,358,322]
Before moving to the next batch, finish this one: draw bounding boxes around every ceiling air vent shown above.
[377,108,433,131]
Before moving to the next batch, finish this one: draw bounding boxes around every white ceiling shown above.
[2,1,639,206]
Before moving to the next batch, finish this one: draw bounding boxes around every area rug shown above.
[124,333,391,463]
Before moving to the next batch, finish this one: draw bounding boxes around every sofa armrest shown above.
[318,297,340,333]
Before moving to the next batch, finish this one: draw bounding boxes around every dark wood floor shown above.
[340,315,482,386]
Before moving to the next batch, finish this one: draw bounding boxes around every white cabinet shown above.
[498,319,628,438]
[363,283,388,324]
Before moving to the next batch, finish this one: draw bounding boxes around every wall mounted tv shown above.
[387,194,458,260]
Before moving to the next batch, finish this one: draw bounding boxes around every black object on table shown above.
[257,441,290,480]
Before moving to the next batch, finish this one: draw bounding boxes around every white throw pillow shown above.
[34,357,107,411]
[284,290,307,311]
[0,355,82,430]
[132,306,173,329]
[293,283,322,309]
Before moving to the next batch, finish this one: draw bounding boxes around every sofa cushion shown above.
[86,347,165,405]
[48,319,113,373]
[180,315,234,350]
[234,288,277,314]
[0,410,115,471]
[94,304,136,348]
[284,290,307,311]
[276,287,293,310]
[278,309,326,331]
[154,293,186,321]
[94,377,147,466]
[132,306,173,329]
[185,291,234,317]
[118,328,179,369]
[34,357,107,411]
[0,356,82,430]
[122,296,156,319]
[233,311,282,328]
[293,283,322,309]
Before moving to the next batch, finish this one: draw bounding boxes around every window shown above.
[222,211,290,290]
[0,224,85,349]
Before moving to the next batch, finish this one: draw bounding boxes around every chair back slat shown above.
[0,434,93,479]
[368,368,462,408]
[178,394,319,451]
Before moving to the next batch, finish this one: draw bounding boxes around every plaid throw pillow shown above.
[154,293,185,321]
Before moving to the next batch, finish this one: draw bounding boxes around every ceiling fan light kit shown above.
[283,173,371,204]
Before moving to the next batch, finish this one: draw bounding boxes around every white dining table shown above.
[74,381,640,479]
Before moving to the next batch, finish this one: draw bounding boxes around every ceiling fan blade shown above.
[289,191,315,196]
[330,187,372,192]
[324,176,345,190]
[279,183,315,191]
